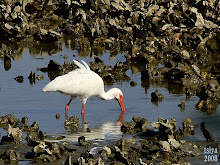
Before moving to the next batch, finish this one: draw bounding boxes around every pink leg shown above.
[65,98,73,114]
[81,104,85,114]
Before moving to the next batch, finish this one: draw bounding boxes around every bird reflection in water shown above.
[63,111,125,141]
[65,111,125,127]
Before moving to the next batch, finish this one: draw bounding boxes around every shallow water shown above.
[0,41,219,147]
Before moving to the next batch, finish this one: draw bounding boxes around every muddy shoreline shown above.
[0,0,219,164]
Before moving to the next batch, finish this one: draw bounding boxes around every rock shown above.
[130,81,137,87]
[0,114,20,127]
[196,99,218,112]
[4,55,11,71]
[200,122,214,141]
[30,121,39,132]
[33,142,47,156]
[0,149,19,164]
[179,99,185,108]
[47,60,62,71]
[80,150,94,162]
[114,151,129,165]
[181,117,195,136]
[181,50,190,60]
[77,157,86,165]
[115,139,126,151]
[64,115,79,131]
[191,65,202,79]
[21,116,28,125]
[159,141,171,152]
[36,74,44,81]
[141,140,160,154]
[152,118,176,135]
[135,118,149,132]
[93,157,104,165]
[55,114,60,119]
[121,121,136,133]
[168,138,180,149]
[190,7,205,27]
[51,143,61,158]
[64,155,72,165]
[1,135,14,143]
[180,141,200,156]
[38,131,45,141]
[1,124,23,144]
[36,154,56,162]
[78,136,91,146]
[8,124,23,144]
[151,90,164,101]
[28,71,35,85]
[132,116,142,123]
[14,75,24,83]
[182,117,194,129]
[185,88,192,99]
[101,146,111,159]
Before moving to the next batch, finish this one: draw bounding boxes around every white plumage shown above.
[43,60,125,118]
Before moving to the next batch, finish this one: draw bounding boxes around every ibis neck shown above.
[99,90,115,100]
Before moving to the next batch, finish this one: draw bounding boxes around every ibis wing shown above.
[43,69,104,98]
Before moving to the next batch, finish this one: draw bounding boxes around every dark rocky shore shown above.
[0,0,220,164]
[0,113,218,164]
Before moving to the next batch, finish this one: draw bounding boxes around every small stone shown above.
[56,114,60,119]
[36,74,44,81]
[130,81,137,87]
[14,76,23,83]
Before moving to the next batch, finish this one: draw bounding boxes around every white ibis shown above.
[43,60,125,118]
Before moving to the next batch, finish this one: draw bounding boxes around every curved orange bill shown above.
[117,96,125,111]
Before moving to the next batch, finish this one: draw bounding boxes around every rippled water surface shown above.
[0,42,219,145]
